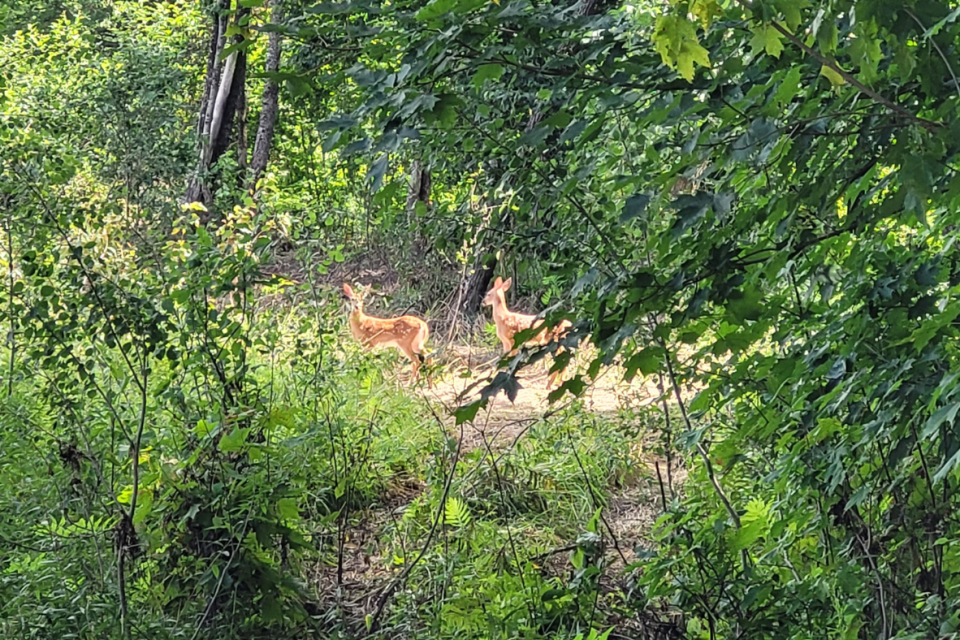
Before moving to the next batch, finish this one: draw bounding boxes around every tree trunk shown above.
[185,3,250,209]
[405,159,431,254]
[460,251,497,318]
[237,76,248,176]
[405,160,431,212]
[248,0,284,191]
[208,48,247,169]
[186,2,229,205]
[196,6,223,143]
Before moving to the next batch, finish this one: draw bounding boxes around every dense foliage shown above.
[2,0,960,638]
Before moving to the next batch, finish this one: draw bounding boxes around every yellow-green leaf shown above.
[653,15,712,82]
[677,39,712,80]
[444,496,472,528]
[689,0,722,29]
[820,64,846,87]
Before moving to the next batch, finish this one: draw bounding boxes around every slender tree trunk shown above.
[405,159,431,255]
[249,0,284,191]
[185,3,250,209]
[196,9,221,142]
[208,48,247,168]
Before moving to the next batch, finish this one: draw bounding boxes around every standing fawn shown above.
[482,276,572,388]
[342,283,430,385]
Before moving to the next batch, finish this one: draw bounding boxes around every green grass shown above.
[0,295,663,640]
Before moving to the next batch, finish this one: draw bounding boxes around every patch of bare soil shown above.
[419,343,670,453]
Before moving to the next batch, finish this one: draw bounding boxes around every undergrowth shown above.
[0,204,666,640]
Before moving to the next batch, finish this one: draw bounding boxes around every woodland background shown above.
[1,0,960,638]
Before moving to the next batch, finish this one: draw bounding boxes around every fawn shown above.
[342,283,430,385]
[482,276,572,388]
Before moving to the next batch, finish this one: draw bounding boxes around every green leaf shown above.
[922,403,960,439]
[444,496,471,528]
[219,39,253,61]
[322,130,343,153]
[773,0,808,30]
[750,24,784,59]
[277,497,299,521]
[849,22,882,83]
[814,13,838,54]
[133,490,153,525]
[424,93,462,128]
[219,427,249,453]
[774,66,803,106]
[261,595,282,621]
[117,485,133,505]
[934,448,960,484]
[416,0,457,20]
[367,154,388,192]
[727,287,764,324]
[620,193,650,222]
[844,485,869,512]
[472,63,504,89]
[194,419,214,438]
[689,0,722,28]
[730,519,764,550]
[892,42,916,82]
[454,400,485,424]
[653,15,711,81]
[547,375,586,403]
[624,347,664,381]
[286,75,312,97]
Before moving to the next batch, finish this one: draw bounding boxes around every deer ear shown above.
[501,277,512,291]
[342,283,354,296]
[493,276,503,288]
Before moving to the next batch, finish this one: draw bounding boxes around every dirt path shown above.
[420,344,668,452]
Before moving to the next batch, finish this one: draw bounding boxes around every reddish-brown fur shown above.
[482,276,572,388]
[343,283,430,385]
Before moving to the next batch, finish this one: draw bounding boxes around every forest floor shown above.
[307,343,685,629]
[268,252,686,631]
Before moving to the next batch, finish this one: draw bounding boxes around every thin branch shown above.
[366,415,464,634]
[756,14,943,132]
[660,341,741,530]
[904,7,960,106]
[189,508,254,640]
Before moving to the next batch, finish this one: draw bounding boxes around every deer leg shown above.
[400,345,420,385]
[416,351,432,389]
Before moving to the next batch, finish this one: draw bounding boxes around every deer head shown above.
[342,282,364,313]
[482,276,511,307]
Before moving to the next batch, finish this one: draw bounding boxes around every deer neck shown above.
[491,294,512,330]
[348,308,367,339]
